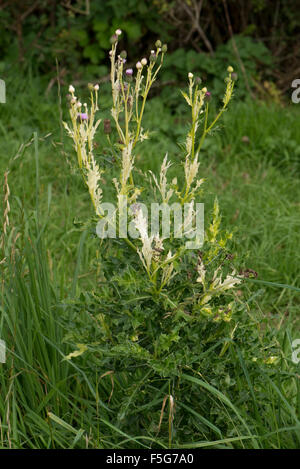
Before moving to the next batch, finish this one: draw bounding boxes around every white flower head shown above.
[69,85,75,93]
[115,29,122,36]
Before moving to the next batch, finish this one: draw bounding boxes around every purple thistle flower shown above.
[205,91,211,101]
[77,113,88,121]
[125,68,133,76]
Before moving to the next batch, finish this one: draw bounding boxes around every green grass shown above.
[0,72,299,448]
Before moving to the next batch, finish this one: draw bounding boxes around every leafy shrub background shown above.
[0,0,299,98]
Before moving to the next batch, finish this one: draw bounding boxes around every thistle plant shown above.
[63,30,241,372]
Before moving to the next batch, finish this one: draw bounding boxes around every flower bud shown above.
[188,72,193,79]
[115,29,122,36]
[136,61,142,69]
[204,91,211,101]
[88,83,94,91]
[149,53,156,63]
[202,87,207,93]
[125,68,133,76]
[120,50,127,59]
[161,44,168,53]
[141,58,147,66]
[231,72,238,81]
[195,76,202,85]
[227,66,234,73]
[155,40,162,48]
[110,34,118,44]
[94,84,99,91]
[69,85,75,93]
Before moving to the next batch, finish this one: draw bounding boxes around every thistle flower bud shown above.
[88,83,94,91]
[103,119,111,134]
[231,72,238,81]
[125,68,133,76]
[227,66,234,73]
[202,87,207,93]
[115,29,122,36]
[141,58,147,66]
[204,91,211,101]
[71,97,77,104]
[149,53,156,63]
[76,101,82,108]
[110,34,118,44]
[188,72,193,79]
[94,84,99,91]
[161,44,168,53]
[136,61,142,69]
[120,50,127,59]
[195,76,202,85]
[69,85,75,93]
[155,40,162,48]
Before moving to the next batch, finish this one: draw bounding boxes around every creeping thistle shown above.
[64,29,240,314]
